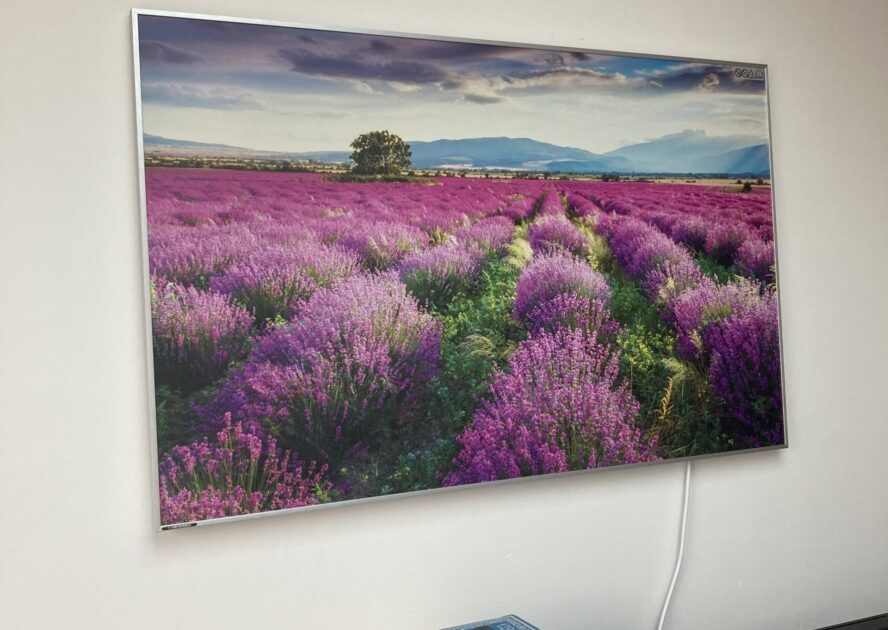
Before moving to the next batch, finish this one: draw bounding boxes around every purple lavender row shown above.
[499,195,538,222]
[154,224,516,524]
[594,212,782,447]
[536,186,566,216]
[570,180,773,238]
[147,168,551,233]
[146,170,555,320]
[568,181,774,281]
[446,225,658,484]
[527,215,588,258]
[523,186,590,259]
[149,217,426,284]
[398,216,516,310]
[443,326,657,484]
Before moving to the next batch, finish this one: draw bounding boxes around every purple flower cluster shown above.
[514,253,612,328]
[537,187,566,216]
[151,280,253,390]
[735,238,775,281]
[525,293,620,340]
[603,215,684,278]
[707,292,782,446]
[705,222,752,267]
[335,220,429,270]
[672,279,761,360]
[671,279,782,445]
[159,415,330,525]
[444,327,657,485]
[399,242,486,309]
[204,274,442,464]
[500,195,539,222]
[149,224,258,286]
[454,216,515,254]
[599,215,707,305]
[209,242,359,322]
[669,215,710,252]
[565,193,598,218]
[527,215,589,258]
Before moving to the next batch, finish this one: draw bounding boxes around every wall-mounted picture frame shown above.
[133,9,786,530]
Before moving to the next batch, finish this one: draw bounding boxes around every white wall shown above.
[1,1,886,628]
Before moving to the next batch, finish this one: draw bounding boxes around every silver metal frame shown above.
[131,8,788,532]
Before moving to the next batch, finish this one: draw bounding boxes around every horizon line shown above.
[143,130,769,158]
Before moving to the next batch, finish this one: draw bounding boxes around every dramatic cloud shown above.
[279,48,450,84]
[272,45,761,105]
[503,67,630,91]
[139,41,201,64]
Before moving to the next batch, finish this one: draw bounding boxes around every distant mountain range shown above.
[406,137,633,173]
[144,130,770,176]
[603,130,770,174]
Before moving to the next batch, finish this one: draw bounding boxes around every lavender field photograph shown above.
[134,11,784,528]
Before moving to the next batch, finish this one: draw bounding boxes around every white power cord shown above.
[657,461,692,630]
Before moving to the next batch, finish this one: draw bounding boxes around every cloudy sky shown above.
[137,14,769,154]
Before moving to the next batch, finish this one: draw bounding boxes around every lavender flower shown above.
[598,215,706,305]
[454,216,515,254]
[705,222,751,266]
[444,327,657,485]
[204,274,442,465]
[399,242,486,310]
[671,280,782,446]
[514,253,612,328]
[501,196,538,222]
[735,238,775,281]
[537,187,566,216]
[647,259,711,319]
[707,291,782,447]
[669,215,711,252]
[336,221,429,270]
[159,415,330,525]
[565,193,598,218]
[671,278,763,361]
[149,224,258,287]
[151,280,253,390]
[209,242,359,322]
[528,215,589,258]
[525,293,620,340]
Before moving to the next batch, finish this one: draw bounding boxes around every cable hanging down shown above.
[657,461,692,630]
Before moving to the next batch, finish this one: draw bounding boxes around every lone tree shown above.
[349,130,411,176]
